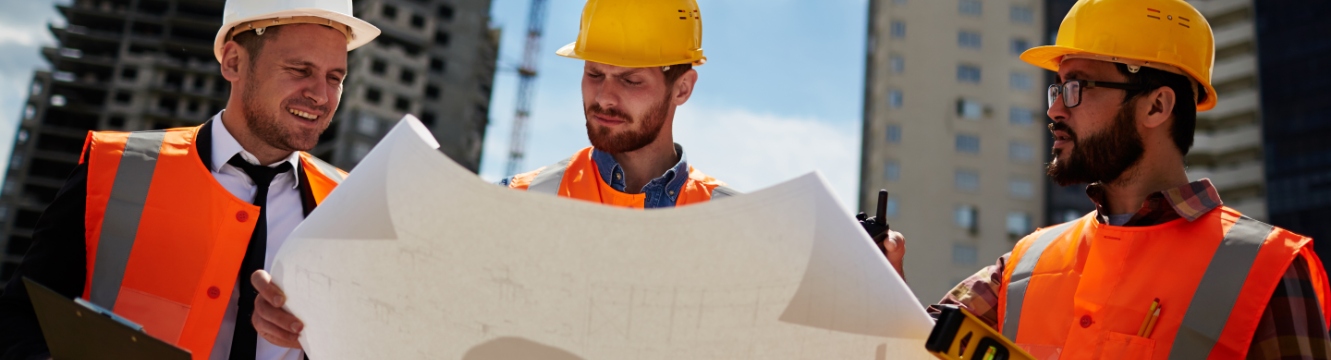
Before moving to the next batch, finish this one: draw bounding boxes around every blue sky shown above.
[0,0,869,208]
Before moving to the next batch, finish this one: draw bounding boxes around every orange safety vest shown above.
[998,207,1331,360]
[506,146,737,207]
[79,125,345,359]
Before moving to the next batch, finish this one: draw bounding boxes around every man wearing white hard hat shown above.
[0,0,377,359]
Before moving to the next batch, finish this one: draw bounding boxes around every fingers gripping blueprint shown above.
[272,117,936,359]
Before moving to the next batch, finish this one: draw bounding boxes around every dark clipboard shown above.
[24,277,191,360]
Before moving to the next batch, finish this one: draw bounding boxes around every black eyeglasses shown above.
[1047,80,1149,109]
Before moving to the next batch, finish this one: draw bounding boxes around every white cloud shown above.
[0,23,50,47]
[674,106,862,211]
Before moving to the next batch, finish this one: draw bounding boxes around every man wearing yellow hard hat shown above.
[499,0,740,206]
[882,0,1331,358]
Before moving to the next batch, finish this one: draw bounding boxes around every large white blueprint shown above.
[271,116,935,359]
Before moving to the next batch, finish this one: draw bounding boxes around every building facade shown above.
[0,0,498,280]
[861,0,1048,303]
[1254,0,1331,264]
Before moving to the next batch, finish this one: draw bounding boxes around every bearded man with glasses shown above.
[878,0,1331,359]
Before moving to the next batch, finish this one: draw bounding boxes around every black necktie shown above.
[227,154,293,360]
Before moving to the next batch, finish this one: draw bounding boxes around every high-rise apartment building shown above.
[1183,0,1267,219]
[0,0,498,280]
[861,0,1048,303]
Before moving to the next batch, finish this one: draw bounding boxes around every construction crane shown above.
[504,0,550,178]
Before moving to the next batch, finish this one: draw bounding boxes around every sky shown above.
[0,0,869,208]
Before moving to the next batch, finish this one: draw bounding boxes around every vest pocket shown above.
[1099,332,1155,359]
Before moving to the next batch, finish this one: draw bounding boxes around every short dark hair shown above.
[229,26,285,65]
[1114,63,1200,156]
[663,63,692,88]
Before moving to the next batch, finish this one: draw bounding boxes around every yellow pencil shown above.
[1143,307,1162,338]
[1138,298,1160,337]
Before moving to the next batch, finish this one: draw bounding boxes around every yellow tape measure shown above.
[924,305,1035,360]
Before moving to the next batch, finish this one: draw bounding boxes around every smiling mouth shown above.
[289,108,318,120]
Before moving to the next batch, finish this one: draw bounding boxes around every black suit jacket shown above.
[0,121,321,359]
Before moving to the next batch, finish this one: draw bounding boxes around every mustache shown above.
[1049,122,1076,141]
[586,103,631,123]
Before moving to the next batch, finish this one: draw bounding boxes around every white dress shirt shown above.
[205,112,305,360]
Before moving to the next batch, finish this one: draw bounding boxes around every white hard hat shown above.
[213,0,381,62]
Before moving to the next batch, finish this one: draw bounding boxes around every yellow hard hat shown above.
[1020,0,1217,111]
[556,0,706,68]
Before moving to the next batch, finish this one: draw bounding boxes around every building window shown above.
[889,55,904,74]
[434,31,451,46]
[50,95,67,107]
[890,20,906,39]
[887,197,900,218]
[437,4,455,20]
[357,113,377,135]
[960,0,982,16]
[1060,209,1082,222]
[381,4,398,20]
[1009,178,1034,199]
[1010,106,1035,125]
[956,134,980,154]
[958,31,982,49]
[430,58,446,74]
[425,85,441,99]
[23,104,35,120]
[1011,38,1031,56]
[419,112,437,127]
[1007,212,1032,239]
[955,170,979,192]
[114,91,132,104]
[1011,5,1035,24]
[410,14,426,29]
[352,142,372,162]
[952,243,978,265]
[1009,141,1034,162]
[954,204,978,231]
[120,68,137,80]
[394,97,411,113]
[957,64,981,83]
[365,87,382,104]
[886,124,903,144]
[884,160,900,181]
[888,89,904,108]
[957,99,984,119]
[399,69,416,84]
[1010,72,1033,90]
[370,59,387,75]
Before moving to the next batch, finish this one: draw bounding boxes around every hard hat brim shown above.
[1020,45,1217,111]
[213,8,381,63]
[555,42,706,68]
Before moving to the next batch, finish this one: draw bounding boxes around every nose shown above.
[304,77,329,107]
[1047,90,1069,124]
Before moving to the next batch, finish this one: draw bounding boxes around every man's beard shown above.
[241,73,329,153]
[1046,101,1145,186]
[585,92,671,154]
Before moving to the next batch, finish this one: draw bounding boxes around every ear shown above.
[219,41,246,83]
[670,69,698,106]
[1140,86,1175,130]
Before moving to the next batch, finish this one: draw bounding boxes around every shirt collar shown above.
[210,110,302,189]
[1085,178,1223,224]
[590,144,691,197]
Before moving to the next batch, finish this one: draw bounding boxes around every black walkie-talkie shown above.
[856,189,891,254]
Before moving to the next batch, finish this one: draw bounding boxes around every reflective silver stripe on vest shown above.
[304,154,345,183]
[710,185,739,200]
[527,158,572,195]
[1002,221,1077,340]
[1167,216,1274,360]
[89,131,166,309]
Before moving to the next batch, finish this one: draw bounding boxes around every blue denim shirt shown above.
[501,144,692,209]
